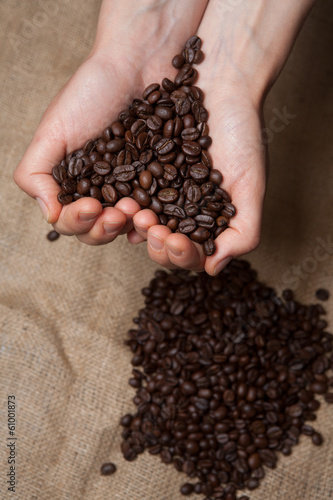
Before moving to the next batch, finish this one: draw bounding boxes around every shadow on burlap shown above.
[0,1,332,499]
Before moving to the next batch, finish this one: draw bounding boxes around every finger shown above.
[75,207,126,245]
[147,226,178,269]
[165,233,206,272]
[127,229,145,245]
[52,197,103,236]
[204,175,264,276]
[133,209,160,240]
[13,121,67,224]
[114,198,142,234]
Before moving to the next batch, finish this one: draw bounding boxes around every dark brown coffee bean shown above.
[142,83,160,100]
[179,218,197,234]
[221,203,236,218]
[155,138,175,155]
[52,165,67,184]
[195,214,215,230]
[324,393,333,403]
[47,230,60,242]
[133,188,151,207]
[94,161,111,176]
[163,204,186,219]
[190,227,210,243]
[185,35,202,50]
[158,188,179,204]
[139,171,153,190]
[100,462,117,475]
[57,191,73,205]
[193,49,204,64]
[203,239,215,256]
[110,121,125,137]
[89,186,102,201]
[106,138,125,153]
[102,185,118,204]
[180,483,194,496]
[149,197,163,214]
[155,106,173,121]
[114,165,136,182]
[182,141,201,157]
[77,178,91,195]
[114,181,131,197]
[312,432,323,446]
[189,164,210,181]
[316,288,329,301]
[61,178,76,194]
[181,127,200,141]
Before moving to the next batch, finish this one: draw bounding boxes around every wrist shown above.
[199,0,317,105]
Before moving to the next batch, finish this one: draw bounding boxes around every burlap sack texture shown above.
[0,0,332,499]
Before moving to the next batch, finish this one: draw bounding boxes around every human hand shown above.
[14,0,315,274]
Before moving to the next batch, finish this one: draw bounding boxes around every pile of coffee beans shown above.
[120,260,333,500]
[51,36,235,256]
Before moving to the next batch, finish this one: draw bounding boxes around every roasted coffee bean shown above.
[179,218,197,234]
[149,197,164,214]
[110,121,125,137]
[61,178,77,194]
[155,138,175,155]
[181,127,200,141]
[52,165,67,183]
[142,83,160,100]
[195,214,215,230]
[133,188,151,207]
[182,141,201,157]
[106,138,125,153]
[139,171,153,190]
[57,191,73,205]
[316,288,329,301]
[102,184,118,204]
[221,203,236,218]
[89,186,102,201]
[77,178,91,195]
[189,164,209,181]
[203,238,215,256]
[100,462,117,476]
[94,161,111,176]
[115,181,132,197]
[180,483,194,496]
[157,188,179,204]
[190,227,211,243]
[113,165,136,182]
[163,204,186,219]
[47,230,60,242]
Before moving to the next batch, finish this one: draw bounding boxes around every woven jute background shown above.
[0,1,332,499]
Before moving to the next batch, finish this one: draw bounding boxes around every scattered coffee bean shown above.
[51,36,235,256]
[100,462,117,475]
[47,230,60,242]
[316,288,330,301]
[120,260,332,499]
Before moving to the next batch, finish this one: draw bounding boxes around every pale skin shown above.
[14,0,316,275]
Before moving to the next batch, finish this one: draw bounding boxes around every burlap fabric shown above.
[1,1,333,499]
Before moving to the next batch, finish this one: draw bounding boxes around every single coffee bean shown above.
[142,83,160,100]
[189,164,209,181]
[100,462,117,475]
[113,165,136,182]
[190,227,211,243]
[203,238,215,256]
[139,170,153,190]
[106,138,125,153]
[180,483,194,496]
[149,197,164,214]
[102,184,118,204]
[89,186,102,201]
[47,230,60,242]
[133,188,151,207]
[316,288,329,301]
[179,218,197,234]
[110,120,126,137]
[57,191,73,205]
[157,188,179,204]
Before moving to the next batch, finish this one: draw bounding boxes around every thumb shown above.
[13,122,67,224]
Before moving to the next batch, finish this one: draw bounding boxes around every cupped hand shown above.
[14,0,266,275]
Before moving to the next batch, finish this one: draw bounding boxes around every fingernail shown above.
[103,222,124,234]
[78,211,100,222]
[148,235,164,252]
[213,257,231,276]
[36,197,49,222]
[166,243,183,257]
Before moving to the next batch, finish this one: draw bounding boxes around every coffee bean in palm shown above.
[52,36,235,256]
[203,238,215,256]
[157,188,179,204]
[102,184,118,204]
[190,227,210,243]
[133,188,151,207]
[179,218,196,234]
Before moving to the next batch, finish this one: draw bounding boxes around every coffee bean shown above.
[47,230,60,242]
[172,53,185,69]
[100,184,116,204]
[106,138,125,153]
[57,191,73,205]
[190,227,211,243]
[163,204,186,219]
[113,165,136,182]
[142,83,160,100]
[180,483,194,496]
[189,164,209,181]
[316,288,329,301]
[182,140,201,157]
[157,188,179,204]
[100,462,117,476]
[179,218,197,234]
[312,432,323,446]
[89,186,102,201]
[203,238,215,256]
